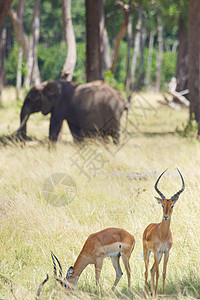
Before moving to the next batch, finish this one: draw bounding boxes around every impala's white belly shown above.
[157,246,169,253]
[147,245,170,256]
[105,250,121,258]
[100,242,122,258]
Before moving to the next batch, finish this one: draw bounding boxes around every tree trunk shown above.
[31,0,41,86]
[85,0,104,82]
[9,0,41,88]
[172,40,178,53]
[8,8,29,60]
[24,37,34,88]
[61,0,77,81]
[144,30,154,87]
[0,25,6,102]
[25,0,41,87]
[0,0,14,26]
[16,46,23,98]
[17,0,26,21]
[155,16,163,92]
[125,0,133,91]
[100,2,111,73]
[175,16,188,96]
[110,1,130,73]
[188,0,200,135]
[16,0,26,97]
[128,5,142,92]
[136,26,147,90]
[101,23,112,70]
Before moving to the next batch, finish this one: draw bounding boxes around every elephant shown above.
[16,80,129,144]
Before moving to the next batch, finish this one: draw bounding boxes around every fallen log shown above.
[168,77,190,107]
[158,94,181,110]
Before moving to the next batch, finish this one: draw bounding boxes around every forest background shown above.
[0,0,188,94]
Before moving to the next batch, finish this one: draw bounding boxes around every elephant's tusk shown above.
[14,114,29,133]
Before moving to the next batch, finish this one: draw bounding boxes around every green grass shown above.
[0,91,200,299]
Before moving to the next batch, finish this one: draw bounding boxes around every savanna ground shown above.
[0,88,200,299]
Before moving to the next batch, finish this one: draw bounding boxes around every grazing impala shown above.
[51,228,135,291]
[143,169,185,298]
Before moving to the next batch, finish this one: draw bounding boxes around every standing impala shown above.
[143,169,185,298]
[51,227,135,291]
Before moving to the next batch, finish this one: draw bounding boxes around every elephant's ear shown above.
[41,81,61,115]
[43,81,60,101]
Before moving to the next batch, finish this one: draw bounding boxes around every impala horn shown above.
[51,251,62,278]
[154,169,167,200]
[170,168,185,201]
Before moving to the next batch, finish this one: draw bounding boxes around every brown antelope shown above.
[51,227,135,291]
[143,169,185,298]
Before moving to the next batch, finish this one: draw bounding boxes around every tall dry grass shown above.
[0,91,199,299]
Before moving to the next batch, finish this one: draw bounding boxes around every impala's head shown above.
[51,252,76,290]
[154,169,185,221]
[65,266,79,289]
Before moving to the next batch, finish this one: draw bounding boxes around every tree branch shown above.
[8,8,29,60]
[0,0,14,26]
[110,1,130,73]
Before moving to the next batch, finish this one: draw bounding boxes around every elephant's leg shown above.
[107,118,120,145]
[102,135,110,143]
[68,122,84,142]
[49,114,64,142]
[111,131,120,145]
[18,124,27,140]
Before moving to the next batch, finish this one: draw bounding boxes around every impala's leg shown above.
[143,244,150,296]
[150,252,163,296]
[111,255,123,291]
[121,253,131,289]
[163,251,169,295]
[95,258,103,288]
[153,252,162,299]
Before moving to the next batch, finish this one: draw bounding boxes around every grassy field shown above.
[0,89,200,299]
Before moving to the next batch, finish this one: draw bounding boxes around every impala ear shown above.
[66,266,73,280]
[155,197,163,205]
